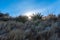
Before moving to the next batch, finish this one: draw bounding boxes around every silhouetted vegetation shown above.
[0,12,60,40]
[15,16,28,23]
[32,13,43,21]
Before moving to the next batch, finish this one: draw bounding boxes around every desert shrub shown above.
[58,14,60,18]
[0,13,10,21]
[32,13,43,21]
[15,16,28,23]
[1,18,9,21]
[47,14,57,22]
[57,14,60,21]
[52,22,60,28]
[0,12,4,17]
[34,20,41,26]
[7,29,24,40]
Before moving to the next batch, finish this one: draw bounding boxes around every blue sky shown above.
[0,0,60,17]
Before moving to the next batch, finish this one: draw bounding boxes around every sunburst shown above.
[24,11,35,20]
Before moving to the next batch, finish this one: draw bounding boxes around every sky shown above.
[0,0,60,17]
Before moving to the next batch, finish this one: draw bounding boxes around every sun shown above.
[24,11,35,20]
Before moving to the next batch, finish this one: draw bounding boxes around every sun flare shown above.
[24,11,35,19]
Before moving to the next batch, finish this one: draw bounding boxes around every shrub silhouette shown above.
[32,13,43,21]
[0,12,10,21]
[15,16,28,23]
